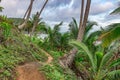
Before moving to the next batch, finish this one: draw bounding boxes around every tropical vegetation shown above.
[0,0,120,80]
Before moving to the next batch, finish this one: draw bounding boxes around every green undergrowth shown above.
[29,36,77,80]
[40,62,77,80]
[0,16,77,80]
[0,19,47,79]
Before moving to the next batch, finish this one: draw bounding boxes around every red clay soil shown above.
[16,62,46,80]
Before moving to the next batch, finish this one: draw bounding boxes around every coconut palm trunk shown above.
[78,0,91,41]
[23,4,31,20]
[59,0,91,68]
[18,0,34,29]
[77,0,85,40]
[30,0,48,36]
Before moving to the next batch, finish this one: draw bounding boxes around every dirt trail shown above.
[16,49,53,80]
[40,49,53,64]
[16,62,46,80]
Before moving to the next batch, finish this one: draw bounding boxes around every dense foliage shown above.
[0,1,120,80]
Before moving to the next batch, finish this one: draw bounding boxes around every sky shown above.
[0,0,120,32]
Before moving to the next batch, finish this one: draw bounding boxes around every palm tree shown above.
[39,22,70,51]
[59,0,91,68]
[18,0,34,29]
[69,18,101,53]
[40,22,63,48]
[69,18,98,41]
[59,0,92,66]
[57,32,71,51]
[69,18,79,39]
[77,0,91,41]
[70,41,120,80]
[30,0,48,36]
[25,14,45,34]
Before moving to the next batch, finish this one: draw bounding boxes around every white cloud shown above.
[16,9,26,17]
[1,0,17,7]
[90,2,115,15]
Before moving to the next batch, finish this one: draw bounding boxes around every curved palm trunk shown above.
[30,0,48,36]
[18,0,34,29]
[59,0,91,68]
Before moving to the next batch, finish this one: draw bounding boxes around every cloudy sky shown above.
[0,0,120,32]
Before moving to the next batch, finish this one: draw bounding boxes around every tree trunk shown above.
[23,4,31,20]
[59,0,91,68]
[30,0,48,36]
[77,0,85,40]
[18,0,34,29]
[77,0,91,41]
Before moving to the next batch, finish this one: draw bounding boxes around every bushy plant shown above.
[40,64,77,80]
[0,22,12,38]
[0,45,24,79]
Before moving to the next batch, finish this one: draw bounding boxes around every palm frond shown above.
[99,51,113,70]
[60,32,70,43]
[0,7,3,12]
[83,21,98,44]
[59,32,70,47]
[103,23,120,32]
[71,17,78,30]
[110,7,120,15]
[70,41,97,72]
[84,31,101,44]
[39,25,50,34]
[109,58,120,68]
[95,51,103,69]
[69,18,78,39]
[85,21,97,34]
[106,70,120,80]
[99,26,120,47]
[53,21,63,34]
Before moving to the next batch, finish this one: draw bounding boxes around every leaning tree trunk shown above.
[59,0,91,68]
[30,0,48,36]
[23,4,31,20]
[18,0,34,29]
